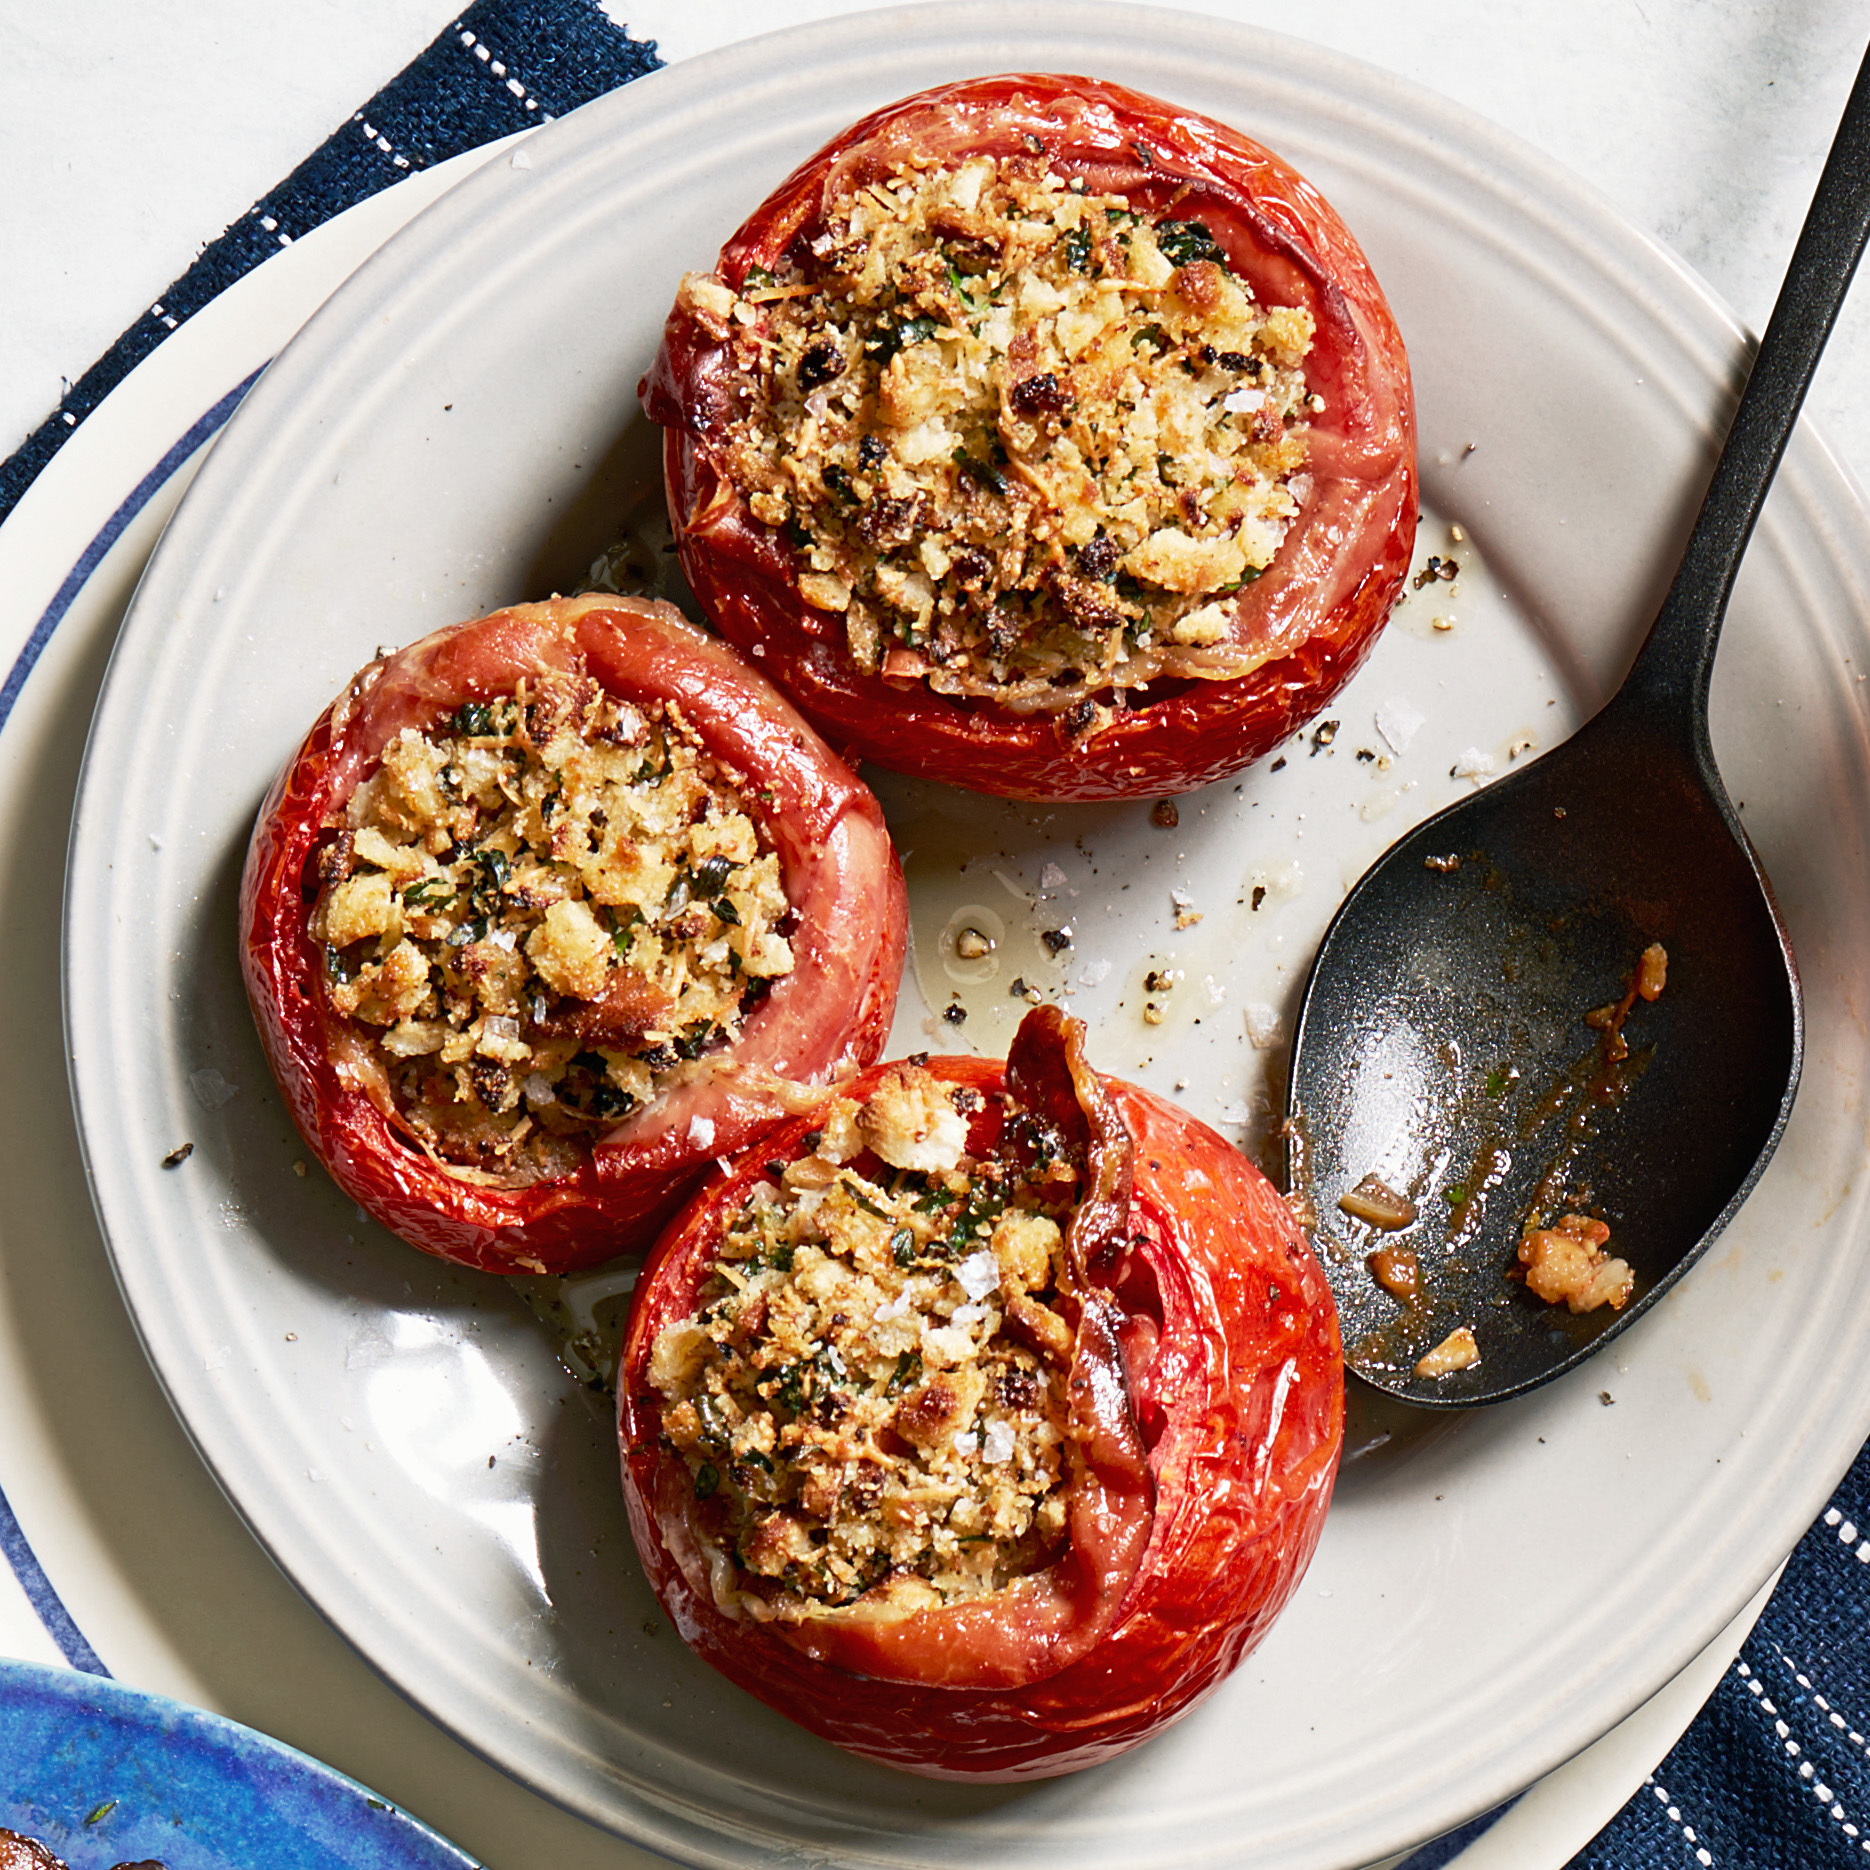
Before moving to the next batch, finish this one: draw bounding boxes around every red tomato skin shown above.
[645,73,1416,802]
[239,594,906,1275]
[618,1056,1343,1779]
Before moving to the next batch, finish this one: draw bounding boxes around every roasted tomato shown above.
[644,73,1415,801]
[240,593,906,1274]
[618,1006,1342,1778]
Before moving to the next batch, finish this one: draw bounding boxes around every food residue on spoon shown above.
[1584,940,1668,1061]
[1338,1173,1416,1230]
[1518,1213,1635,1313]
[1414,1326,1478,1378]
[1366,1243,1420,1304]
[1330,937,1669,1373]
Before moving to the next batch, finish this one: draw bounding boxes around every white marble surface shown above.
[3,3,1869,1867]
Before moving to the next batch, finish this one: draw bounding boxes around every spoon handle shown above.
[1625,41,1870,724]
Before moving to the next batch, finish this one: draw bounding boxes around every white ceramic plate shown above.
[0,100,1750,1870]
[63,5,1870,1866]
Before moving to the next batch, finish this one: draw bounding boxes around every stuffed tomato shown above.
[643,73,1415,801]
[239,593,905,1275]
[618,1005,1343,1778]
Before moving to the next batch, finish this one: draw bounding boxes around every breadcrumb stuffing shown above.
[312,675,794,1182]
[647,1069,1081,1620]
[858,1063,970,1171]
[697,155,1316,717]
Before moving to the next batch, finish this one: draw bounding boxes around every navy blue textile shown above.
[4,4,1867,1862]
[0,0,660,526]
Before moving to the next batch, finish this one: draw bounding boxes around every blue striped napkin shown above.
[2,3,1864,1862]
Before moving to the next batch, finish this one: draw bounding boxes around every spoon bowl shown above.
[1289,696,1800,1405]
[1286,43,1870,1404]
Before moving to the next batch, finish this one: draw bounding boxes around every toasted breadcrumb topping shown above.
[648,1066,1081,1620]
[312,674,793,1183]
[693,154,1316,717]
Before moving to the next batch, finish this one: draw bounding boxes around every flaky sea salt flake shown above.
[1245,1003,1283,1049]
[1376,695,1425,754]
[189,1067,239,1110]
[956,1249,1000,1300]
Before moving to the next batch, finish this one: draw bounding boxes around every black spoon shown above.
[1286,47,1870,1406]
